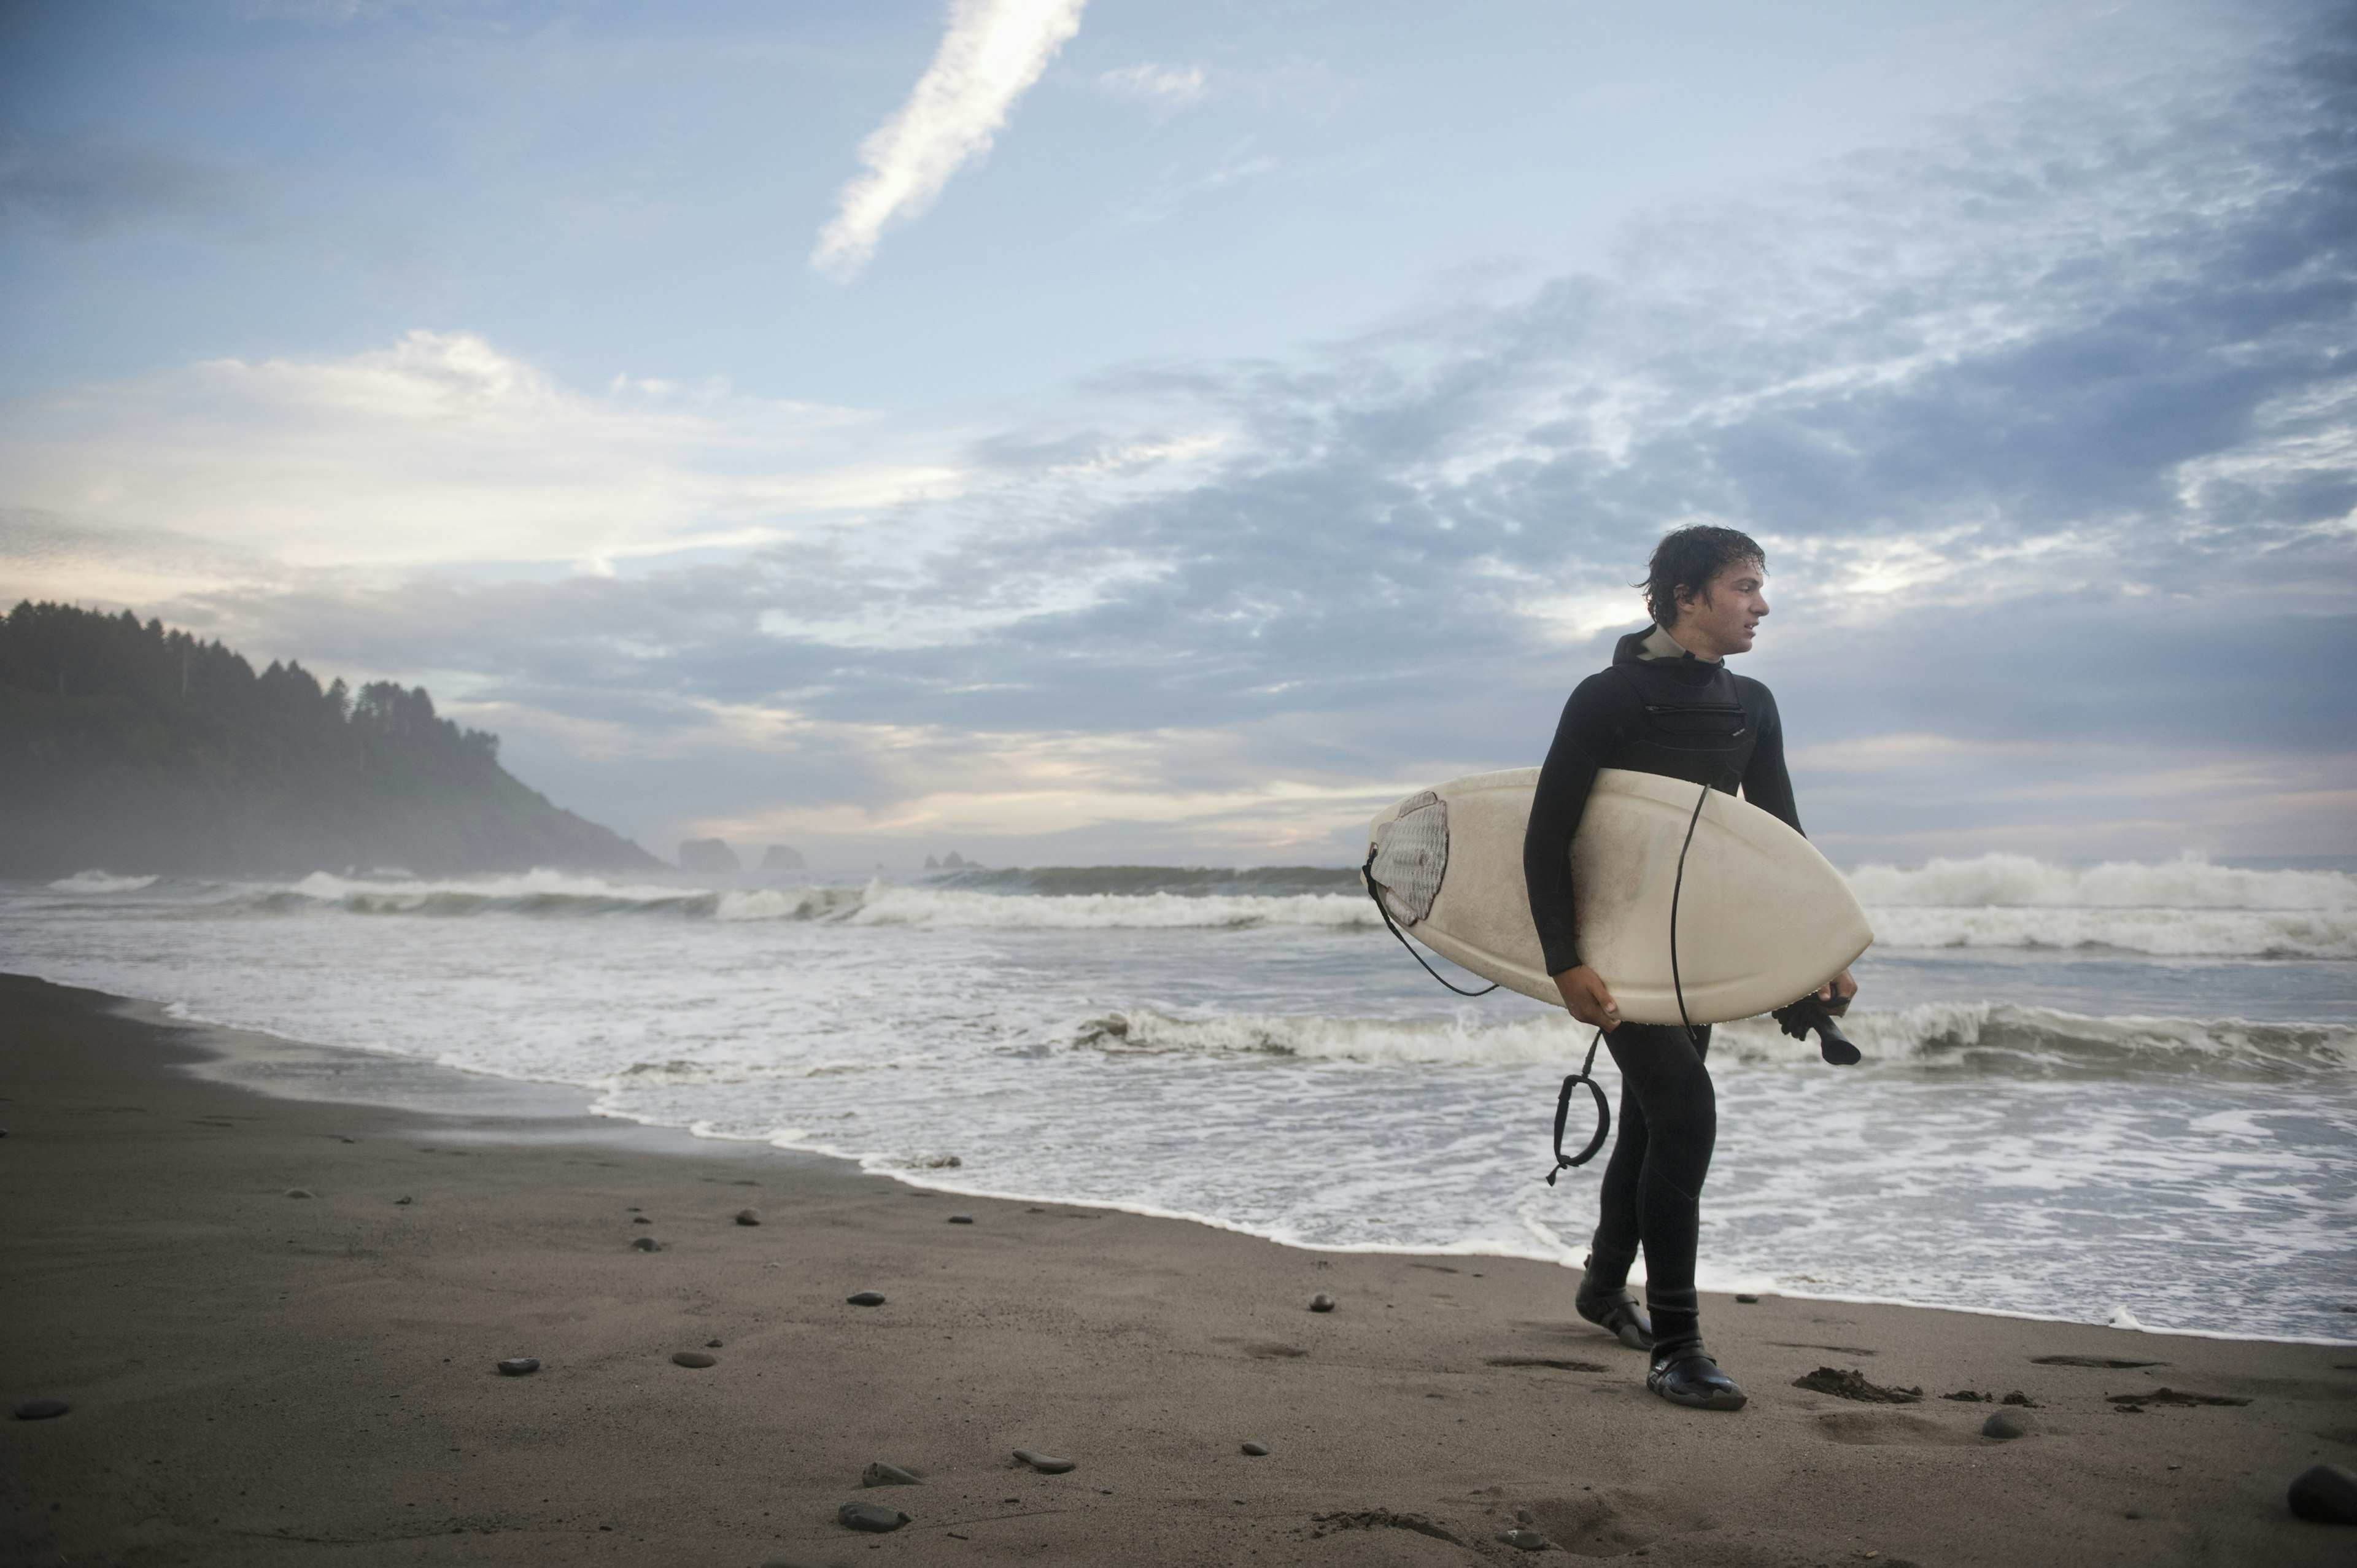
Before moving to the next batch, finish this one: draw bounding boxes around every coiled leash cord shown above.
[1360,843,1498,998]
[1544,778,1713,1185]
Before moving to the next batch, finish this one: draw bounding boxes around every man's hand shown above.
[1815,968,1859,1013]
[1554,965,1620,1030]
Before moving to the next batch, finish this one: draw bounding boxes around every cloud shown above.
[0,330,962,572]
[0,122,244,238]
[810,0,1089,282]
[1097,62,1206,109]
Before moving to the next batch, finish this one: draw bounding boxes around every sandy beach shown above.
[2,971,2351,1567]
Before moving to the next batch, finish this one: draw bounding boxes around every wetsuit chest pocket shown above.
[1644,701,1748,747]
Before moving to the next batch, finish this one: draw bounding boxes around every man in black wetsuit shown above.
[1523,525,1856,1412]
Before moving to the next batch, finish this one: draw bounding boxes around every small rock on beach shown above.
[861,1462,923,1487]
[1240,1442,1271,1456]
[1983,1409,2040,1440]
[1735,1293,1761,1303]
[736,1208,762,1225]
[947,1215,974,1224]
[1309,1293,1336,1313]
[13,1400,69,1420]
[285,1188,314,1199]
[1498,1527,1553,1551]
[495,1358,540,1376]
[2288,1464,2357,1524]
[1013,1448,1076,1473]
[846,1291,886,1307]
[671,1351,717,1368]
[837,1500,910,1532]
[629,1236,662,1251]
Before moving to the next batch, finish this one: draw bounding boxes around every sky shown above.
[2,0,2351,869]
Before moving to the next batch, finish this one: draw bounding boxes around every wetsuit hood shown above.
[1615,623,1716,666]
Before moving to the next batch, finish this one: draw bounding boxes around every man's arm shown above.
[1524,673,1636,1024]
[1738,684,1802,834]
[1740,684,1856,1006]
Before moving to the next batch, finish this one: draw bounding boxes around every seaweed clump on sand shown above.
[1794,1366,1924,1403]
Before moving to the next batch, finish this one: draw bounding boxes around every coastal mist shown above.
[8,855,2352,1343]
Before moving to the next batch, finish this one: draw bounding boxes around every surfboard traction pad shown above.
[1368,789,1448,925]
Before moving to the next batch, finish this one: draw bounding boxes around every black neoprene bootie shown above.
[1646,1345,1748,1412]
[1575,1241,1652,1351]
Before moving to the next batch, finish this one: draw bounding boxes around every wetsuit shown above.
[1522,622,1799,1362]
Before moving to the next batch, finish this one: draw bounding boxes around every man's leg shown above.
[1601,1022,1746,1411]
[1577,1067,1653,1350]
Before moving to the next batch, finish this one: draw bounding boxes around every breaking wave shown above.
[1070,1003,2357,1077]
[56,853,2357,957]
[1848,854,2355,909]
[47,871,161,894]
[1848,854,2357,959]
[185,870,1383,930]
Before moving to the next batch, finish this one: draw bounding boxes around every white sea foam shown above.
[1074,1003,2357,1076]
[1860,904,2357,959]
[47,871,160,894]
[1846,853,2355,910]
[837,882,1372,930]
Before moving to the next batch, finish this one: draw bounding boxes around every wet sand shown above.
[2,971,2351,1566]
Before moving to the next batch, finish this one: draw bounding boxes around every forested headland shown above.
[0,601,659,878]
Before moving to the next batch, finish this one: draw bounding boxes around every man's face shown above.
[1674,557,1768,658]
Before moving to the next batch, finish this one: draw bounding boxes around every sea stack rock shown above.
[761,844,807,871]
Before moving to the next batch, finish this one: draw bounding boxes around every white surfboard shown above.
[1363,768,1871,1024]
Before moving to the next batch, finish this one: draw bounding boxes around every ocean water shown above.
[7,854,2353,1343]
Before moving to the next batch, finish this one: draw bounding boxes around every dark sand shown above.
[3,972,2351,1566]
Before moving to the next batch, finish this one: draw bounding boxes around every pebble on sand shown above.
[393,1195,412,1205]
[736,1208,762,1225]
[1983,1409,2041,1440]
[947,1215,975,1224]
[837,1500,911,1532]
[846,1291,886,1307]
[1497,1528,1553,1551]
[629,1237,664,1251]
[861,1462,924,1487]
[1240,1442,1271,1456]
[495,1358,540,1377]
[633,1216,652,1224]
[285,1188,315,1199]
[671,1351,717,1368]
[1309,1293,1337,1313]
[1013,1448,1077,1474]
[2288,1464,2357,1524]
[1735,1293,1761,1303]
[13,1400,69,1420]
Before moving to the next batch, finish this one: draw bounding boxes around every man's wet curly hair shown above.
[1643,525,1765,629]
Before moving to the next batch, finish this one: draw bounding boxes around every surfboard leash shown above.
[1542,1028,1611,1184]
[1359,844,1500,997]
